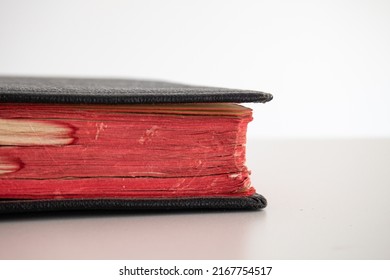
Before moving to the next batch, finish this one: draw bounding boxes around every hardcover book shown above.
[0,77,272,214]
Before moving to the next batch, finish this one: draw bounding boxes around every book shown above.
[0,77,272,214]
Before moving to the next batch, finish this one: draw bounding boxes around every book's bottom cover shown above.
[0,194,267,215]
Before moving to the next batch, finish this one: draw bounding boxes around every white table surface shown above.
[1,139,389,259]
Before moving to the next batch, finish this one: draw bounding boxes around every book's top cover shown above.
[0,76,273,104]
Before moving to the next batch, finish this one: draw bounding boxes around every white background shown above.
[0,260,389,280]
[1,1,390,263]
[1,0,389,139]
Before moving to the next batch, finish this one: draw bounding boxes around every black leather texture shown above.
[0,194,267,214]
[0,76,273,104]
